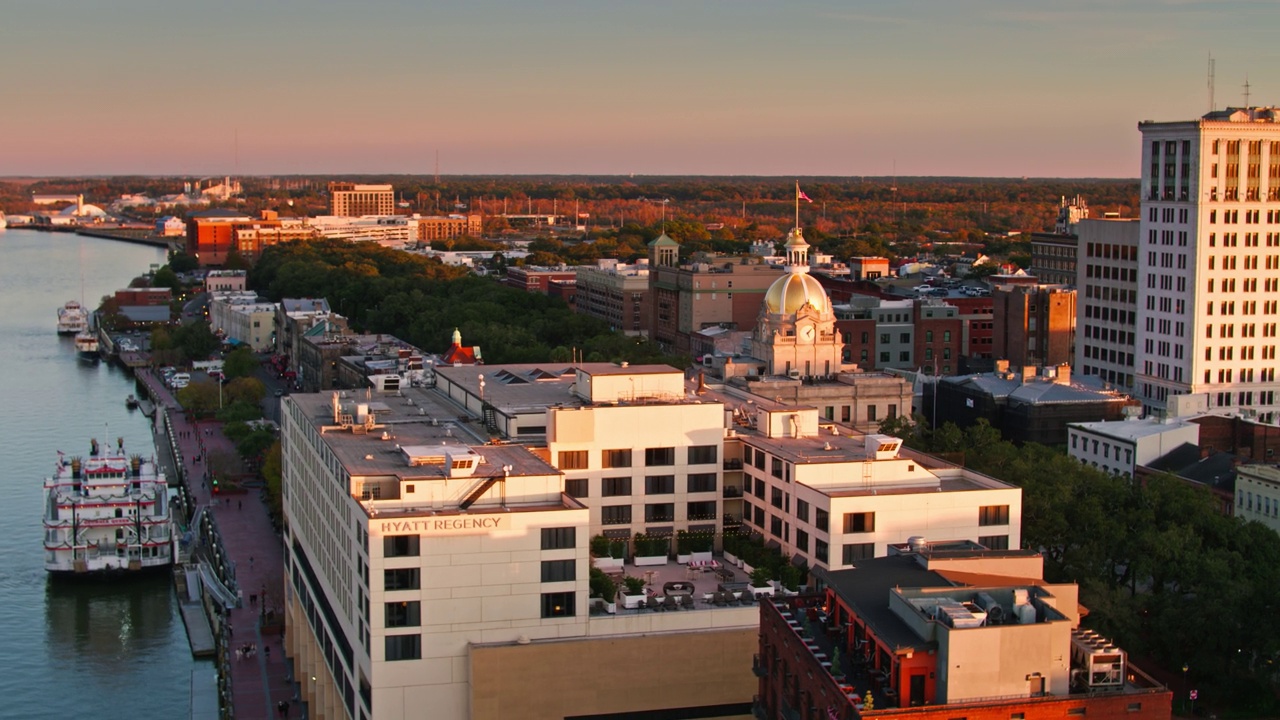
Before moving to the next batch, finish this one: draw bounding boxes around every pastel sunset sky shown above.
[2,0,1275,177]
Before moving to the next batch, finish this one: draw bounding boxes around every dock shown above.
[175,565,216,658]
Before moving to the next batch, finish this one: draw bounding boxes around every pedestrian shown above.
[250,593,257,607]
[250,556,255,570]
[277,700,290,718]
[264,644,271,661]
[238,500,242,511]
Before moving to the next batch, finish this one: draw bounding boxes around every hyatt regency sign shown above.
[378,517,506,535]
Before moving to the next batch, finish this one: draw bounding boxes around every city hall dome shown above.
[763,271,828,315]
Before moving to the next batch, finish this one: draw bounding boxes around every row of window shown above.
[558,445,717,470]
[566,473,719,498]
[599,501,718,524]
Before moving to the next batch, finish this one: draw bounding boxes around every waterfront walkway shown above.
[140,370,301,720]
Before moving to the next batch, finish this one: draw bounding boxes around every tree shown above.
[175,381,220,416]
[167,252,199,274]
[153,266,179,289]
[225,376,266,406]
[223,346,258,379]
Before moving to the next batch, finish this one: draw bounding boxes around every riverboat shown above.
[125,394,140,410]
[75,330,99,361]
[57,300,89,335]
[43,437,174,575]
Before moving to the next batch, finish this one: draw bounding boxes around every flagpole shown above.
[794,181,800,230]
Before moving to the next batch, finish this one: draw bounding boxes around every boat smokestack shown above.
[130,455,141,477]
[71,457,82,479]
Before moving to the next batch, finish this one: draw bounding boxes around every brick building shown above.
[992,283,1077,368]
[754,548,1170,720]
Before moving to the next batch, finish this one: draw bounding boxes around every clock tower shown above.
[750,227,845,378]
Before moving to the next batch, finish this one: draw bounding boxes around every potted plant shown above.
[748,566,775,597]
[722,533,742,566]
[590,534,625,572]
[632,533,669,566]
[620,575,648,609]
[830,647,844,681]
[589,566,618,614]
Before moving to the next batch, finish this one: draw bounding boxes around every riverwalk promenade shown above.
[140,369,301,719]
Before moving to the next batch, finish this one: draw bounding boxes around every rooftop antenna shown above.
[1207,53,1216,113]
[1243,75,1252,109]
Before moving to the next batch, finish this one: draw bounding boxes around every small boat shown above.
[75,330,99,361]
[43,437,174,575]
[57,301,89,335]
[126,395,140,410]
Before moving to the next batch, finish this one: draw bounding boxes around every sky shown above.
[1,0,1277,178]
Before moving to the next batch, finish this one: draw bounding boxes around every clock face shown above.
[800,326,815,342]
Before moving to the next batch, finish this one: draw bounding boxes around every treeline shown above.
[881,416,1280,715]
[250,239,683,366]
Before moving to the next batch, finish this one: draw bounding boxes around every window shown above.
[384,568,420,591]
[815,508,829,532]
[880,333,890,344]
[795,529,809,553]
[842,542,875,565]
[541,591,575,618]
[602,477,632,496]
[687,500,716,519]
[687,473,717,493]
[979,535,1010,550]
[815,539,829,563]
[602,449,632,468]
[867,405,877,422]
[843,512,875,533]
[771,487,783,509]
[602,505,631,525]
[384,535,419,558]
[644,447,675,466]
[541,527,575,550]
[687,445,718,465]
[558,450,588,470]
[1066,709,1087,717]
[645,503,674,522]
[384,633,421,661]
[564,478,588,498]
[753,477,765,499]
[771,458,783,479]
[541,559,576,582]
[385,601,420,628]
[979,505,1010,526]
[770,515,784,537]
[645,475,675,494]
[796,498,810,523]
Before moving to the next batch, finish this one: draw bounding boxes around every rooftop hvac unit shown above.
[1070,629,1127,689]
[1016,603,1036,625]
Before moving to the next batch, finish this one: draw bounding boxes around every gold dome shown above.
[763,272,828,315]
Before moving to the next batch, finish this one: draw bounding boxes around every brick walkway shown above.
[140,369,300,720]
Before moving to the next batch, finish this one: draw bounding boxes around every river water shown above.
[0,229,201,716]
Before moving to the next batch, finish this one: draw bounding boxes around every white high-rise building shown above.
[1137,107,1280,421]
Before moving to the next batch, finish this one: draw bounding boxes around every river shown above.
[0,229,201,716]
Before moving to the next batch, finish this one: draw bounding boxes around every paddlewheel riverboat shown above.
[43,437,174,575]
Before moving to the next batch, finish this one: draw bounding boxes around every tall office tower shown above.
[1137,107,1280,421]
[1074,218,1140,390]
[329,182,395,216]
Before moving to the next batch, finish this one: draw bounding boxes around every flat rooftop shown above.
[285,389,552,480]
[435,362,690,411]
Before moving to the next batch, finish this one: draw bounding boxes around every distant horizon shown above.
[3,1,1275,177]
[0,173,1142,182]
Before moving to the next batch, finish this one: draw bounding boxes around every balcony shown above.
[723,459,744,470]
[723,486,743,499]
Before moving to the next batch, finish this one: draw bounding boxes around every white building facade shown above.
[1067,416,1201,477]
[1234,464,1280,534]
[1137,107,1280,420]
